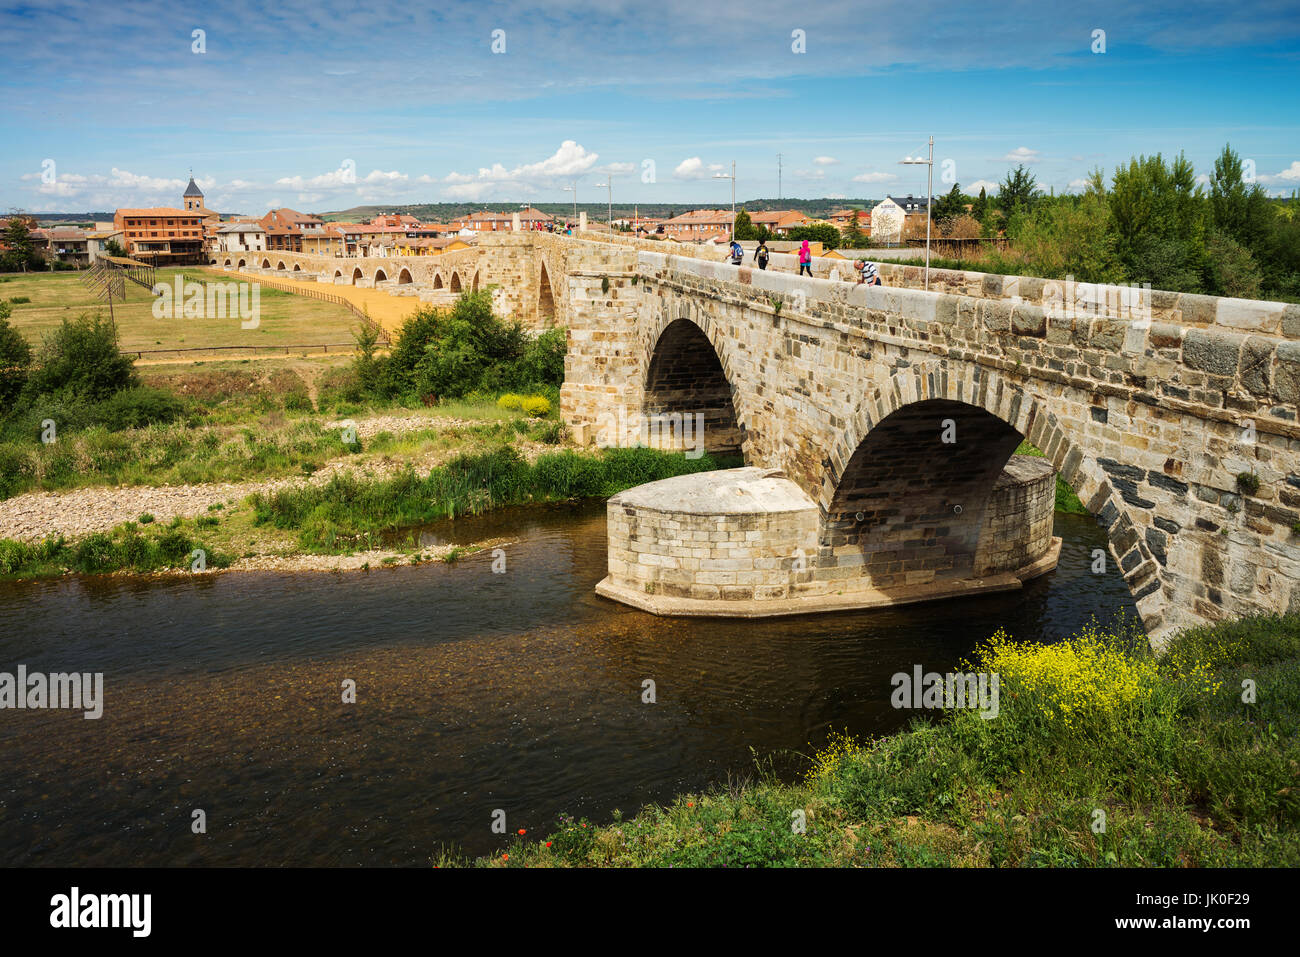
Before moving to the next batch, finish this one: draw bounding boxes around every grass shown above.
[0,267,359,355]
[466,611,1300,868]
[251,445,743,553]
[1015,440,1089,514]
[0,392,553,500]
[0,518,232,579]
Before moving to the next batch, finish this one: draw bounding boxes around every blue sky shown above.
[2,0,1298,214]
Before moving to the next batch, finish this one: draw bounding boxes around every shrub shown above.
[9,296,30,305]
[1236,471,1261,495]
[94,386,185,431]
[497,393,524,411]
[521,396,551,417]
[24,314,137,402]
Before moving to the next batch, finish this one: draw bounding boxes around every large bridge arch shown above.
[397,267,412,285]
[373,268,388,284]
[351,267,364,284]
[821,359,1162,627]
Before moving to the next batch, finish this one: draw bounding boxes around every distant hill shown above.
[318,198,882,222]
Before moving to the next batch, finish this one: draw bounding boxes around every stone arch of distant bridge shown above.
[351,267,364,284]
[433,273,444,289]
[237,258,246,269]
[397,267,413,285]
[276,260,287,272]
[292,263,302,272]
[374,268,388,284]
[642,314,746,458]
[261,258,271,269]
[450,271,462,292]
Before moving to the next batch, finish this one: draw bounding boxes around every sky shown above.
[2,0,1298,215]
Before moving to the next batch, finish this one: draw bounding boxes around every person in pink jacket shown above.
[798,239,812,277]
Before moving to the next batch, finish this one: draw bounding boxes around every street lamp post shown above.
[563,183,577,229]
[713,160,736,243]
[593,176,613,234]
[899,136,934,290]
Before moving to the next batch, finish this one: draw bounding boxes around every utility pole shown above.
[778,153,782,200]
[713,162,736,242]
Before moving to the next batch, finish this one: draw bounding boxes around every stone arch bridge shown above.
[218,233,1300,642]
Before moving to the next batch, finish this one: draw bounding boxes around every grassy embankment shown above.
[461,612,1300,868]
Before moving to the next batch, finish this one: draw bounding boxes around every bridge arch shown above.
[223,257,232,268]
[450,271,462,292]
[537,260,556,325]
[292,263,302,272]
[397,267,413,285]
[822,360,1162,625]
[433,273,444,289]
[237,258,246,269]
[333,269,344,281]
[276,260,287,272]
[641,315,745,457]
[472,270,480,292]
[261,258,271,270]
[351,267,364,284]
[374,268,388,284]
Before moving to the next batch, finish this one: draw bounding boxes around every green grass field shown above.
[0,268,360,356]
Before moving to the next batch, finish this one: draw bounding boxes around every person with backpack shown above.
[754,239,770,270]
[797,239,812,277]
[729,239,744,265]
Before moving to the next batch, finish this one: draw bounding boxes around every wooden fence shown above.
[206,269,391,344]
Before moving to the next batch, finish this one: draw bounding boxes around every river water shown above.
[0,504,1135,866]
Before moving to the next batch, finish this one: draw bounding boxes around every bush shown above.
[24,313,137,402]
[497,393,524,411]
[521,396,551,417]
[94,386,185,431]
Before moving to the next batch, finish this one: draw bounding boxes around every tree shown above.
[0,300,33,412]
[840,221,865,248]
[998,165,1040,213]
[1108,151,1207,291]
[1,216,41,273]
[1209,144,1271,251]
[931,184,967,222]
[784,223,841,249]
[104,239,126,258]
[970,186,988,223]
[1206,230,1263,299]
[732,209,758,241]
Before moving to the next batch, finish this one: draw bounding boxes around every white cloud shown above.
[441,140,600,199]
[274,165,360,191]
[851,171,897,183]
[1067,178,1091,190]
[673,156,724,180]
[1259,161,1300,184]
[1001,146,1042,164]
[812,156,839,166]
[966,179,999,194]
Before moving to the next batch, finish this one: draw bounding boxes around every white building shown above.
[216,222,266,253]
[870,198,905,244]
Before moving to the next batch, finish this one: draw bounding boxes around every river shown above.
[0,504,1135,865]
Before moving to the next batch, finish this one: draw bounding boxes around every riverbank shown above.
[465,612,1300,867]
[0,439,740,580]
